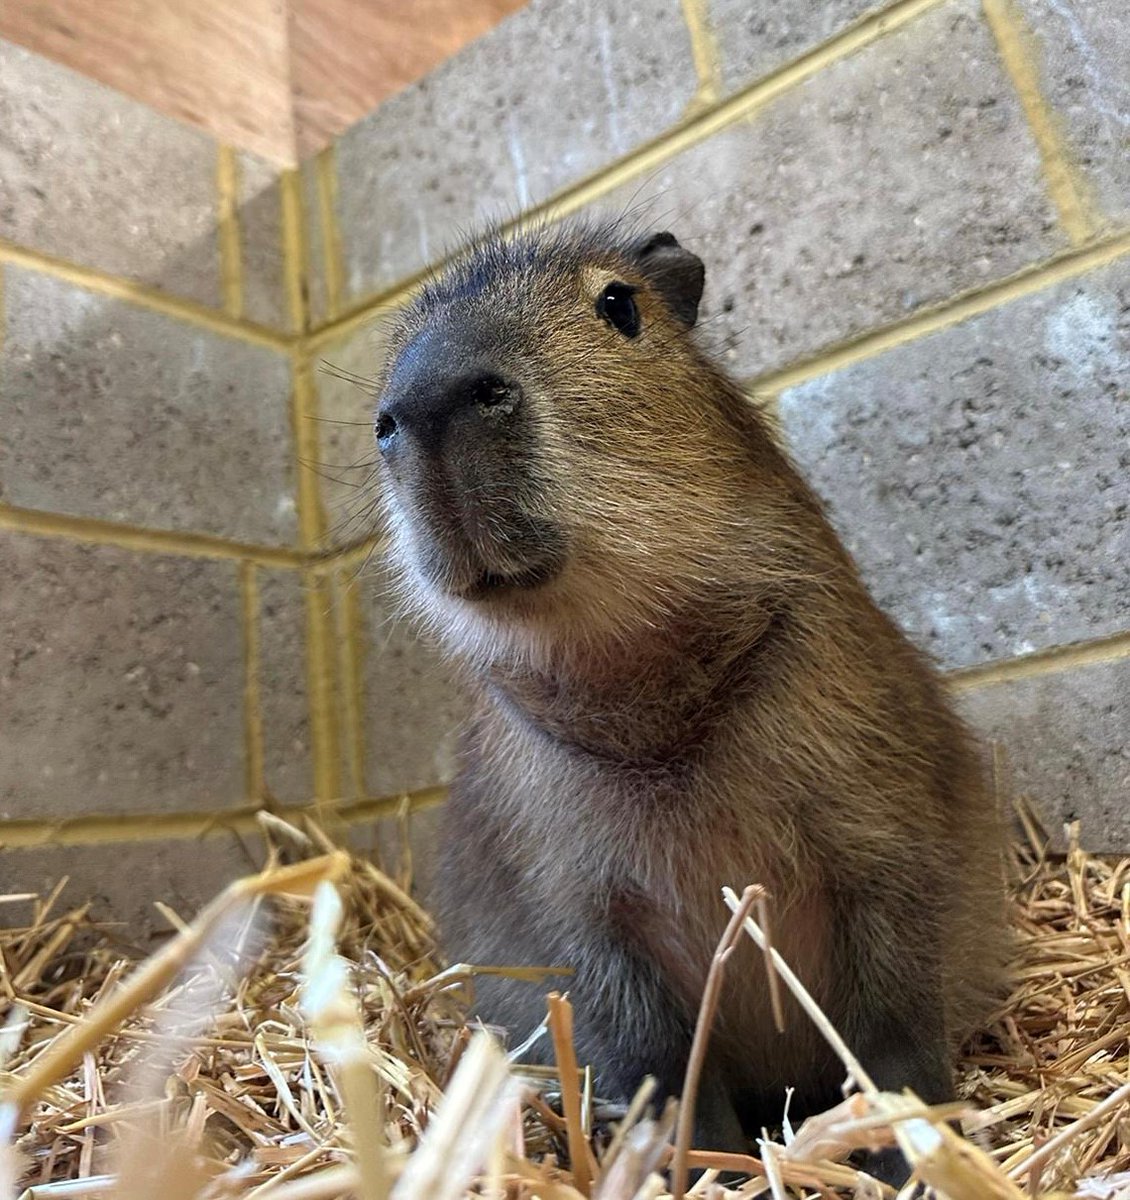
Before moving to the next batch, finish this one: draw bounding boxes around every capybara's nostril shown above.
[377,362,521,450]
[375,410,398,445]
[466,372,521,418]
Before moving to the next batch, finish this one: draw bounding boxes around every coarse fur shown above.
[370,218,1008,1182]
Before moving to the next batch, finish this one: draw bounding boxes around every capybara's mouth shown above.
[458,558,560,601]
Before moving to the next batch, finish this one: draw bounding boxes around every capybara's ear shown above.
[631,231,706,328]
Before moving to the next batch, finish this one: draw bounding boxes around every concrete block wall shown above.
[1,0,1127,937]
[309,0,1128,862]
[0,39,455,937]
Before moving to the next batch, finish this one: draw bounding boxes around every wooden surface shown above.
[292,0,527,161]
[1,0,528,165]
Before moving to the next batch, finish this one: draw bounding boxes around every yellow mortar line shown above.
[7,627,1130,852]
[0,503,306,568]
[3,634,1126,852]
[0,788,450,851]
[0,238,289,352]
[307,533,387,574]
[947,631,1130,694]
[306,0,946,352]
[0,505,362,571]
[0,264,5,497]
[306,542,376,574]
[747,389,784,444]
[240,562,267,802]
[679,0,722,109]
[750,228,1130,393]
[314,146,346,320]
[216,145,245,318]
[332,569,368,802]
[308,287,404,353]
[981,0,1094,246]
[280,170,310,336]
[289,354,328,551]
[281,165,343,803]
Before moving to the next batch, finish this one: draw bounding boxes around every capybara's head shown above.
[373,221,792,661]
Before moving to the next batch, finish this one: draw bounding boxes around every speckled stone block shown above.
[358,566,468,799]
[2,834,266,941]
[704,0,884,95]
[1014,0,1130,231]
[958,658,1130,851]
[238,153,288,331]
[313,323,389,548]
[596,0,1061,380]
[333,0,698,301]
[777,259,1130,670]
[0,40,221,306]
[257,569,313,803]
[0,535,247,819]
[0,266,298,545]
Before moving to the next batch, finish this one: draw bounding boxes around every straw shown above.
[1,805,1127,1199]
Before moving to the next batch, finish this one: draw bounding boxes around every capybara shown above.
[370,220,1006,1184]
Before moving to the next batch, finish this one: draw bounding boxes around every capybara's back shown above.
[371,220,1008,1185]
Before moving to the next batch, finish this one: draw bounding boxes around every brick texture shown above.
[237,153,288,331]
[302,158,331,330]
[0,40,221,306]
[0,535,246,819]
[959,658,1130,851]
[333,0,698,301]
[3,0,1129,888]
[777,259,1130,670]
[258,570,313,803]
[1014,0,1130,231]
[704,0,883,96]
[0,266,297,545]
[597,0,1062,380]
[2,834,266,944]
[359,565,468,799]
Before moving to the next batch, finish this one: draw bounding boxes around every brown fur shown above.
[371,220,1008,1176]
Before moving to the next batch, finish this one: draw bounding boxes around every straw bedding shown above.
[1,802,1127,1200]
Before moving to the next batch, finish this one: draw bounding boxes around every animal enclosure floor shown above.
[1,810,1128,1199]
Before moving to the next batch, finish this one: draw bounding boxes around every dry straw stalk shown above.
[0,808,1127,1198]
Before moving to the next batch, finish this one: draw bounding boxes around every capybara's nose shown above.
[377,368,522,454]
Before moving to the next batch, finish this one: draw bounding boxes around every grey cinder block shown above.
[1013,0,1130,231]
[704,0,885,96]
[0,535,247,818]
[332,0,698,302]
[1,834,266,944]
[0,265,297,545]
[358,564,469,800]
[237,153,288,331]
[777,257,1130,669]
[312,323,388,548]
[958,657,1130,851]
[598,0,1062,379]
[257,570,313,803]
[349,802,446,905]
[0,40,221,306]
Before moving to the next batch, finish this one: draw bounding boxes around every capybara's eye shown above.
[596,282,640,339]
